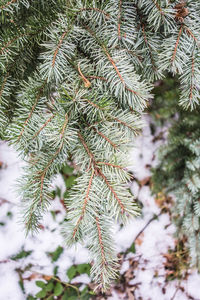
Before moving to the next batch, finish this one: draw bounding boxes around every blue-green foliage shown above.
[1,0,200,289]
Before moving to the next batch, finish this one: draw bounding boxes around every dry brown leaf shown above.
[38,224,45,230]
[155,192,166,206]
[135,233,144,246]
[24,273,40,281]
[43,275,53,281]
[124,268,133,281]
[139,176,151,187]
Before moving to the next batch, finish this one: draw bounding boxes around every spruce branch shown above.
[32,113,55,139]
[17,80,47,141]
[72,169,95,239]
[171,25,183,65]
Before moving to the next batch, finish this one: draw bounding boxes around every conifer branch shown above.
[152,108,200,269]
[151,0,164,15]
[91,126,117,149]
[52,32,68,67]
[112,117,135,131]
[72,169,95,238]
[39,113,68,204]
[117,0,122,40]
[171,25,183,63]
[102,45,138,96]
[184,27,200,48]
[26,206,34,233]
[96,162,123,170]
[0,0,17,10]
[78,131,126,214]
[39,143,63,204]
[32,114,55,139]
[80,7,110,19]
[83,98,105,110]
[96,216,107,266]
[97,168,125,214]
[78,131,95,166]
[17,81,47,141]
[60,113,69,138]
[142,25,156,70]
[0,34,24,55]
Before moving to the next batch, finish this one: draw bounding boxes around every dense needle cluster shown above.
[0,0,200,289]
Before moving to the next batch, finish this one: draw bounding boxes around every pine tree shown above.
[0,0,200,289]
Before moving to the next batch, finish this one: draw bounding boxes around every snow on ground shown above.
[0,141,89,299]
[0,116,200,299]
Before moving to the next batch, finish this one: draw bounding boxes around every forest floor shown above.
[0,116,200,300]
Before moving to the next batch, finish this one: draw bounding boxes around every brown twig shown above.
[52,31,67,67]
[0,34,25,55]
[170,282,181,300]
[98,168,125,214]
[96,216,106,265]
[102,45,138,95]
[152,0,164,15]
[171,25,183,63]
[185,27,200,47]
[91,126,117,149]
[78,132,126,214]
[134,212,162,242]
[96,161,123,169]
[78,63,92,88]
[72,170,95,238]
[33,114,55,139]
[142,24,156,70]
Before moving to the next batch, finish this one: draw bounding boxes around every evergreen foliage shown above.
[151,80,200,270]
[0,0,200,289]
